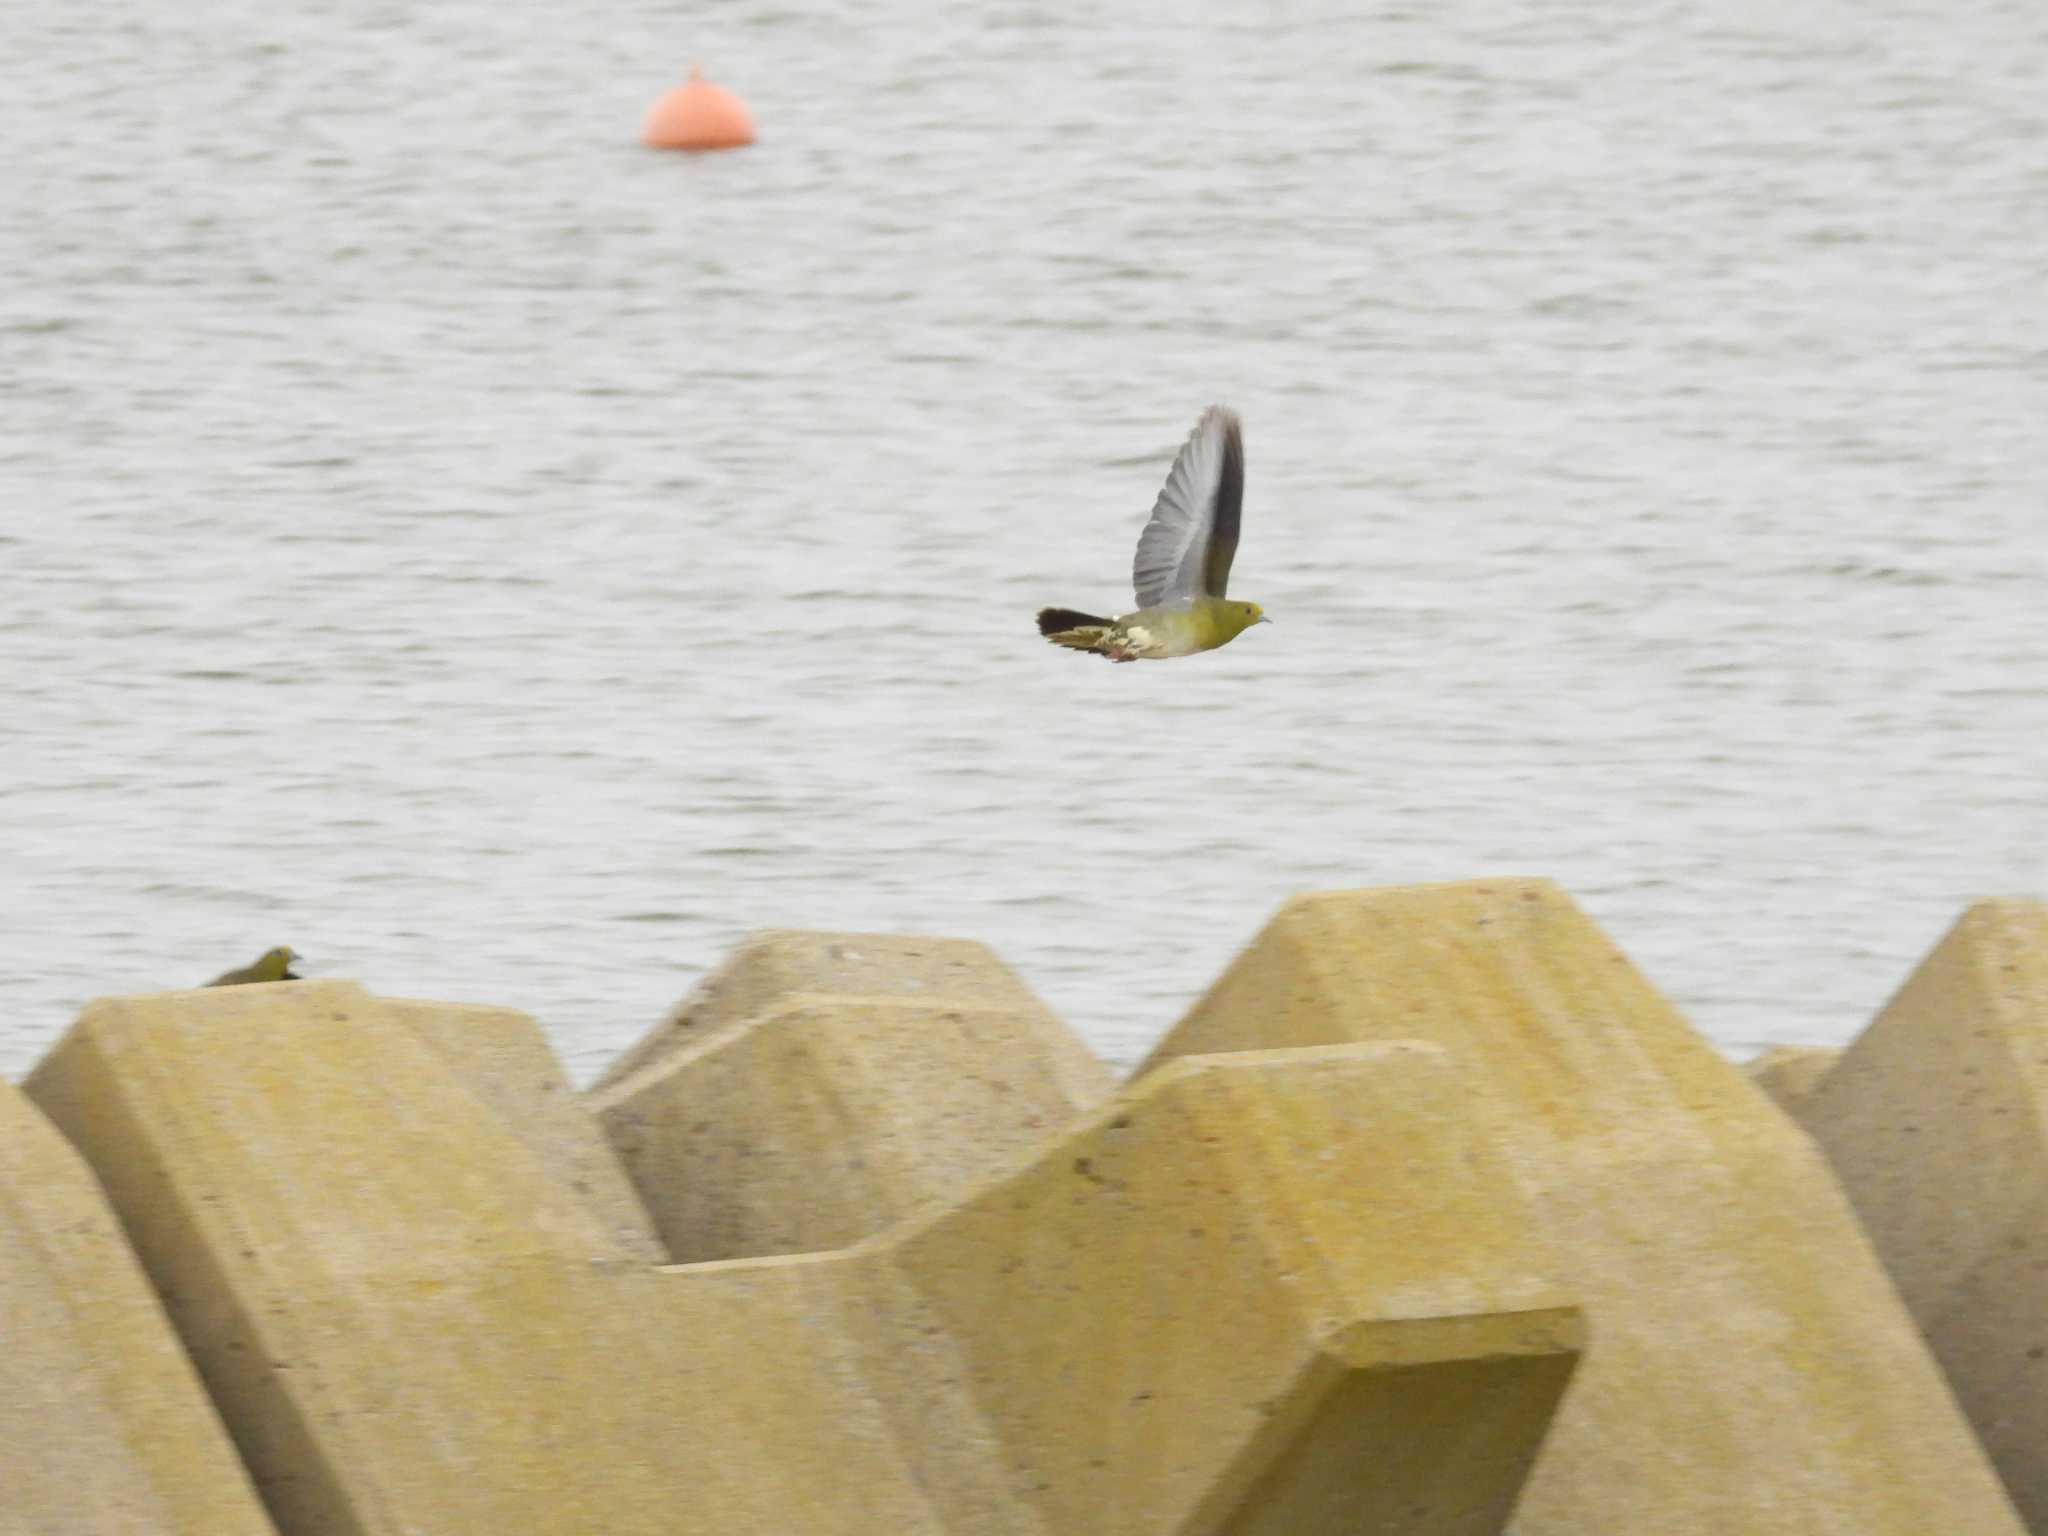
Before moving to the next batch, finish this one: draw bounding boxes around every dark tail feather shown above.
[1037,607,1112,637]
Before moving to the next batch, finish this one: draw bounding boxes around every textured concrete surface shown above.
[25,982,933,1535]
[0,1079,275,1536]
[1790,900,2048,1529]
[381,995,666,1261]
[1141,878,2026,1535]
[1743,1043,1842,1114]
[593,992,1112,1260]
[591,929,1068,1090]
[869,1042,1582,1535]
[25,978,1578,1536]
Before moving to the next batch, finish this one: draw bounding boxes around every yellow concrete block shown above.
[1791,900,2048,1527]
[593,992,1113,1261]
[1744,1043,1842,1114]
[871,1042,1582,1535]
[0,1080,275,1536]
[25,982,943,1535]
[1141,878,2026,1534]
[27,979,1578,1535]
[592,928,1075,1089]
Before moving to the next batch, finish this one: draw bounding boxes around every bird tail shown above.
[1037,607,1120,657]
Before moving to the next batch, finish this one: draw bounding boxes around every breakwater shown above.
[4,879,2040,1533]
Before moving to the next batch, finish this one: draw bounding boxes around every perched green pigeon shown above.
[206,946,303,986]
[1037,405,1269,662]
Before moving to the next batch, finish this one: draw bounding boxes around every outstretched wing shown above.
[1130,406,1244,607]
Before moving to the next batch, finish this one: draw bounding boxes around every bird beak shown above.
[1256,615,1273,625]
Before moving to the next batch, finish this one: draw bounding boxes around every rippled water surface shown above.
[4,1,2043,1081]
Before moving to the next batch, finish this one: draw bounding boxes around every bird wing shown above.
[1131,406,1244,607]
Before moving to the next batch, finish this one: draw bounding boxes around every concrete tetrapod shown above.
[26,979,1579,1536]
[1789,900,2048,1528]
[1139,878,2027,1535]
[590,928,1077,1090]
[593,991,1114,1261]
[867,1040,1581,1534]
[0,1080,276,1536]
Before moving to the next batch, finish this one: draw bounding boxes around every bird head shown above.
[1205,600,1270,647]
[259,946,302,981]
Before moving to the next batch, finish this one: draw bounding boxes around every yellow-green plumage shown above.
[1037,405,1270,663]
[1038,597,1268,661]
[206,946,302,986]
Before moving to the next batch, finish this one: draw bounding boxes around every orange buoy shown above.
[643,64,756,151]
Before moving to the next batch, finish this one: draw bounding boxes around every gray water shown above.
[4,1,2043,1084]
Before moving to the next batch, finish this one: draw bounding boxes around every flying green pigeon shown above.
[1037,405,1269,662]
[206,946,303,986]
